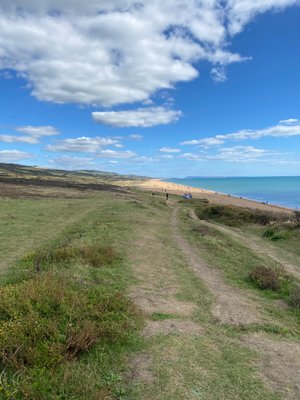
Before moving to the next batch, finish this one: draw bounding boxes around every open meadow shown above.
[0,165,299,399]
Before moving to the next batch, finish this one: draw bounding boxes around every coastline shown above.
[119,178,292,214]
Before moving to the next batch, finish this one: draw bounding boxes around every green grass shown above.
[0,197,101,282]
[0,182,298,399]
[182,205,300,338]
[0,192,144,399]
[151,313,178,321]
[129,331,280,400]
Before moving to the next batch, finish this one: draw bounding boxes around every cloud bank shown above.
[1,1,298,107]
[0,150,32,162]
[181,119,300,146]
[92,107,182,127]
[0,125,59,144]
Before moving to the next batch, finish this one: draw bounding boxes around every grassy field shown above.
[0,165,299,399]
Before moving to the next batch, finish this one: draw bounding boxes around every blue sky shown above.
[0,0,299,178]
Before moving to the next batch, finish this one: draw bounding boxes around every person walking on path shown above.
[166,192,169,201]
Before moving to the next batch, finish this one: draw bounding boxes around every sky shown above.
[0,0,300,178]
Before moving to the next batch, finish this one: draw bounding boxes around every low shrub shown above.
[249,266,280,291]
[263,227,277,238]
[192,224,215,236]
[178,198,209,205]
[195,203,287,226]
[66,320,99,359]
[78,244,116,267]
[0,273,140,371]
[22,243,118,272]
[293,210,300,225]
[262,227,288,241]
[288,285,300,308]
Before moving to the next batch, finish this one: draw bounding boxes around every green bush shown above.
[249,266,280,291]
[192,224,215,236]
[22,243,118,272]
[195,204,286,226]
[288,285,300,308]
[262,227,288,241]
[293,210,300,225]
[263,227,277,238]
[0,273,139,371]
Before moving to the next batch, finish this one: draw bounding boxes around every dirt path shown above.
[171,207,265,325]
[128,227,197,318]
[239,333,300,399]
[126,204,205,386]
[189,209,300,280]
[187,208,300,399]
[125,199,300,399]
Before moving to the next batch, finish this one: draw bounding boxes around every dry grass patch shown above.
[239,333,300,399]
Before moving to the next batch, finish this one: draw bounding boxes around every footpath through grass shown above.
[183,200,300,338]
[119,196,282,400]
[0,189,299,399]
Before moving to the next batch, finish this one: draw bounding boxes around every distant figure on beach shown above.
[166,192,169,200]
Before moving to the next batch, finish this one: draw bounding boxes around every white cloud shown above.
[0,125,59,144]
[46,136,120,153]
[1,0,291,106]
[279,118,299,125]
[227,0,300,34]
[179,145,284,163]
[180,152,204,161]
[49,155,96,170]
[97,149,136,159]
[0,150,32,162]
[211,66,227,82]
[92,107,182,128]
[129,134,143,141]
[160,147,181,153]
[209,145,281,162]
[17,125,59,137]
[160,154,174,159]
[181,119,300,146]
[181,137,225,146]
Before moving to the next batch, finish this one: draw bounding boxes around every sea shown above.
[166,176,300,209]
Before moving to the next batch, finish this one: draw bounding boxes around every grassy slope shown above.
[0,192,144,399]
[0,165,299,399]
[0,197,100,280]
[124,197,279,400]
[180,204,300,336]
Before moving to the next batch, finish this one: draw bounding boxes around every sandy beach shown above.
[120,178,292,214]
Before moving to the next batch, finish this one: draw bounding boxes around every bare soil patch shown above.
[129,287,196,317]
[239,333,300,399]
[172,208,265,325]
[127,353,154,384]
[128,226,197,318]
[142,319,203,338]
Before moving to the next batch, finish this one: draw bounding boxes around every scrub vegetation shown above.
[0,164,299,399]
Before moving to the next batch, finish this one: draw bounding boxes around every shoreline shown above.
[119,178,292,214]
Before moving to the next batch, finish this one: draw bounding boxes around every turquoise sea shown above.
[167,176,300,209]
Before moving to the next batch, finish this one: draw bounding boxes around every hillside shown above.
[0,165,299,399]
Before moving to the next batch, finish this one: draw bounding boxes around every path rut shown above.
[172,207,264,325]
